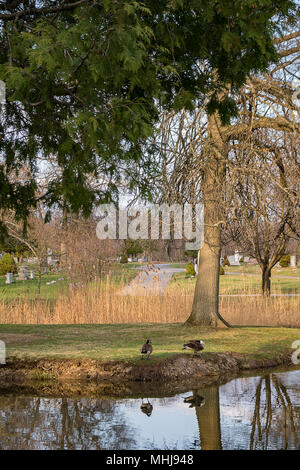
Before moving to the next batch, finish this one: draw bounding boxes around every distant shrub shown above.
[186,263,196,277]
[223,255,230,267]
[279,254,290,267]
[120,254,128,264]
[0,253,17,275]
[239,257,244,265]
[219,265,225,275]
[184,250,198,259]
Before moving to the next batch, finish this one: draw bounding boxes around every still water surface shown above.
[0,369,299,450]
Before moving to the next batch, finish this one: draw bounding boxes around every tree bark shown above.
[195,387,222,450]
[187,208,221,326]
[262,265,271,296]
[186,98,227,326]
[37,264,41,297]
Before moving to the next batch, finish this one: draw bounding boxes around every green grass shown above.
[0,323,299,363]
[168,262,300,277]
[0,274,68,301]
[0,263,138,302]
[167,263,186,269]
[170,271,300,294]
[224,265,300,277]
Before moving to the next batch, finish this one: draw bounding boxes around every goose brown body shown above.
[140,339,152,359]
[183,339,205,355]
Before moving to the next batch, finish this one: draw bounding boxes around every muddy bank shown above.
[0,351,293,396]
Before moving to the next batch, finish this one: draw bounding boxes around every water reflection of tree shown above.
[250,374,298,450]
[0,397,137,450]
[194,387,222,450]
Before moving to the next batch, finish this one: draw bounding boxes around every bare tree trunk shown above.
[262,265,271,296]
[60,201,68,266]
[37,263,42,297]
[195,387,222,450]
[187,211,221,326]
[186,103,227,326]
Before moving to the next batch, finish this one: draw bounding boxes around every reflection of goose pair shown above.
[140,339,205,359]
[140,394,205,418]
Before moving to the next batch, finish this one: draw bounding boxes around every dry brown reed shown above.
[0,276,298,327]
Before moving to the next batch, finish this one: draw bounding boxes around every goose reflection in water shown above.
[184,394,205,408]
[140,398,153,417]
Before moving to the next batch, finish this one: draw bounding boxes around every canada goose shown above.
[183,339,205,356]
[184,395,205,408]
[141,339,152,359]
[140,399,153,417]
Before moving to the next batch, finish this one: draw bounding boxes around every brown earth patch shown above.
[0,333,45,344]
[0,351,294,393]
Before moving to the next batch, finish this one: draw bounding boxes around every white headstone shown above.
[5,272,13,284]
[17,266,29,280]
[234,250,241,263]
[290,255,297,268]
[0,340,5,365]
[30,270,34,279]
[194,262,198,275]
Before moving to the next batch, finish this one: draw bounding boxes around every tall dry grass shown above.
[0,276,299,327]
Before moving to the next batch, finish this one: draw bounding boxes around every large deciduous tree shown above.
[155,24,300,325]
[0,0,297,224]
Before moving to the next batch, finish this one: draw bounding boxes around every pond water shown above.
[0,369,299,450]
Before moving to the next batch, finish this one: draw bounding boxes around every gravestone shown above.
[5,272,13,284]
[234,250,242,264]
[0,340,5,365]
[290,255,297,268]
[17,266,29,280]
[194,262,198,275]
[29,270,34,279]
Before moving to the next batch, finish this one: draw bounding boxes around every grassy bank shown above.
[0,323,298,362]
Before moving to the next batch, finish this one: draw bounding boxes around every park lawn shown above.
[224,265,300,277]
[168,262,300,277]
[106,262,140,285]
[0,263,138,302]
[170,271,300,294]
[0,323,299,363]
[167,263,186,269]
[0,274,68,301]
